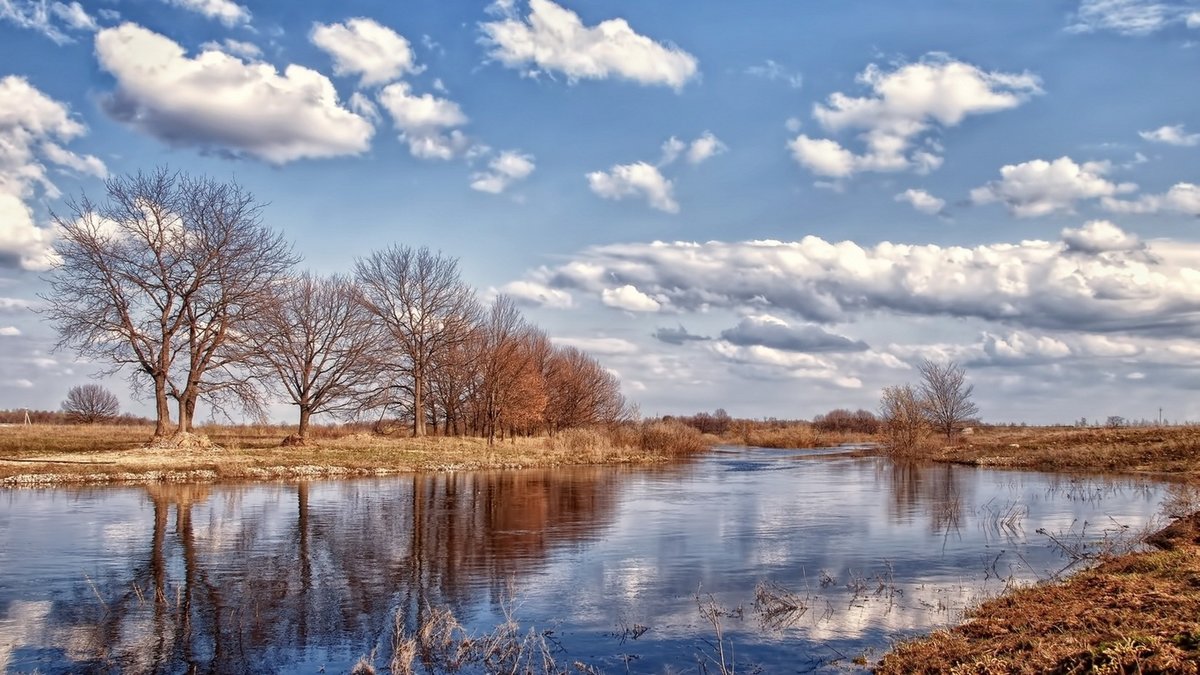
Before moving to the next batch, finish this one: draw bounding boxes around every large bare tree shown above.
[249,273,380,443]
[544,346,627,432]
[62,384,120,423]
[354,246,480,437]
[476,296,547,445]
[916,359,979,441]
[43,168,297,439]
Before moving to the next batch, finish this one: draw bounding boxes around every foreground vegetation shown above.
[878,512,1200,674]
[0,420,706,485]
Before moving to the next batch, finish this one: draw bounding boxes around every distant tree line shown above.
[43,169,627,445]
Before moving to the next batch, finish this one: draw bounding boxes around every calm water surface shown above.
[0,447,1170,673]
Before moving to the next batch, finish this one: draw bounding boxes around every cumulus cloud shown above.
[587,162,678,213]
[498,280,573,309]
[0,326,20,336]
[95,23,374,164]
[707,341,865,387]
[745,60,803,88]
[480,0,698,90]
[1139,123,1200,146]
[470,150,535,194]
[164,0,249,26]
[377,81,469,159]
[894,188,945,215]
[1061,220,1144,253]
[660,131,726,166]
[790,54,1041,179]
[652,325,709,345]
[550,336,639,355]
[719,314,868,353]
[517,222,1200,335]
[0,297,34,312]
[1068,0,1195,35]
[0,75,106,270]
[1,0,96,43]
[1102,182,1200,216]
[601,284,661,312]
[198,38,261,60]
[970,156,1135,217]
[311,18,420,86]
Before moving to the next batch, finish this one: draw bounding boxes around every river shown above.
[0,446,1169,673]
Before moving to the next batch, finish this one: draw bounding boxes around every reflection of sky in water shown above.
[0,450,1168,673]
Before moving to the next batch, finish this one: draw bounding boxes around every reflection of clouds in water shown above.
[0,600,50,670]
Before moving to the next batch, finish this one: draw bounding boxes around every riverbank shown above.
[877,511,1200,673]
[922,426,1200,479]
[0,422,705,486]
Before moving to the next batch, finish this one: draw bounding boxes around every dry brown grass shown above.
[928,426,1200,478]
[876,512,1200,674]
[0,423,696,486]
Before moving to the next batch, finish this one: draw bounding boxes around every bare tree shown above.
[249,273,380,443]
[354,246,480,437]
[916,359,979,441]
[879,383,927,452]
[544,346,627,432]
[62,384,120,423]
[43,168,297,439]
[476,296,548,445]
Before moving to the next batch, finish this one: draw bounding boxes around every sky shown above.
[1,0,1200,425]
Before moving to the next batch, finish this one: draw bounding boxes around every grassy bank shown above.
[877,512,1200,674]
[922,426,1200,477]
[0,420,707,486]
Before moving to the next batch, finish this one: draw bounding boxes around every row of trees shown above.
[878,359,979,451]
[44,169,626,444]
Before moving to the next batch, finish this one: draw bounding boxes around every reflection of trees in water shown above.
[884,461,970,535]
[45,468,625,673]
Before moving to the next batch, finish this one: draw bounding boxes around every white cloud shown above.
[587,162,678,213]
[310,18,419,87]
[499,280,573,309]
[788,136,857,178]
[784,117,803,133]
[1068,0,1195,35]
[659,131,726,167]
[1061,220,1143,253]
[550,336,639,355]
[0,75,105,270]
[470,150,535,194]
[95,23,374,164]
[970,156,1135,217]
[198,38,261,60]
[50,1,93,30]
[1190,11,1200,26]
[790,54,1041,178]
[520,222,1200,335]
[1,0,96,43]
[686,131,727,164]
[3,378,34,389]
[708,341,863,387]
[164,0,249,26]
[377,81,470,159]
[601,284,661,312]
[0,298,33,312]
[894,188,945,215]
[0,326,20,336]
[745,60,803,88]
[480,0,698,90]
[1139,124,1200,146]
[1102,182,1200,216]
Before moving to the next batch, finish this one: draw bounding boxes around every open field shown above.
[0,421,705,486]
[877,511,1200,674]
[924,426,1200,479]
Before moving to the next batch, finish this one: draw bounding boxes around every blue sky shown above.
[1,0,1199,424]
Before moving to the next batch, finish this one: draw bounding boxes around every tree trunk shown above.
[153,374,172,437]
[297,406,311,439]
[412,368,426,437]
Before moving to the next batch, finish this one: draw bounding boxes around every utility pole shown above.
[1159,407,1163,427]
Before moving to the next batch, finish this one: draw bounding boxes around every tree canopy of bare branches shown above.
[879,383,927,452]
[62,384,120,423]
[42,168,298,438]
[354,246,480,437]
[248,273,380,442]
[917,359,979,440]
